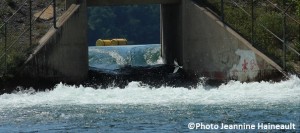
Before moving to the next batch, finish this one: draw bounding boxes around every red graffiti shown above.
[242,59,248,72]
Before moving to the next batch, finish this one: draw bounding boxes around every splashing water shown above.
[0,75,299,108]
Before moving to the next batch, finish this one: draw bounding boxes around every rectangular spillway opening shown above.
[88,44,163,70]
[87,4,163,70]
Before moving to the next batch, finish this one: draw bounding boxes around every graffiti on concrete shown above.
[229,49,259,80]
[242,59,248,72]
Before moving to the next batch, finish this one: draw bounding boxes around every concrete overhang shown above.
[87,0,180,6]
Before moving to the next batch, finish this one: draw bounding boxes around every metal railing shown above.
[0,0,58,76]
[196,0,300,71]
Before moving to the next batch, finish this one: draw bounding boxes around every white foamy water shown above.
[0,76,299,108]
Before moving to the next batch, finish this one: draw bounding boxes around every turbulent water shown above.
[0,45,299,132]
[89,44,163,70]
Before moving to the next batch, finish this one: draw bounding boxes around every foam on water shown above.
[0,75,299,108]
[88,44,162,70]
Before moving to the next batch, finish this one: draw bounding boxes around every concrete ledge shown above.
[25,4,80,65]
[57,4,80,27]
[21,2,88,83]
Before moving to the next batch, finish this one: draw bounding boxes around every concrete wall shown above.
[21,1,88,83]
[180,0,283,81]
[161,3,183,65]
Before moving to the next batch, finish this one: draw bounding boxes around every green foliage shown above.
[0,0,60,76]
[5,0,17,10]
[88,5,160,45]
[290,0,300,16]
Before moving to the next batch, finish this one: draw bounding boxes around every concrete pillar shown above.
[21,0,88,83]
[161,3,183,65]
[180,0,282,81]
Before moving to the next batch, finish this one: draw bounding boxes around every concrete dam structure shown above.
[21,0,283,82]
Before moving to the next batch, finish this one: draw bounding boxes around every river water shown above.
[0,45,299,132]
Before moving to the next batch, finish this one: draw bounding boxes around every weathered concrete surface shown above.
[20,0,283,82]
[21,1,88,83]
[161,3,183,65]
[180,0,283,81]
[87,0,180,6]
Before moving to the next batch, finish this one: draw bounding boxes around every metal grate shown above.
[0,0,59,77]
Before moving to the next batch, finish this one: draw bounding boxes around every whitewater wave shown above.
[0,75,299,108]
[88,44,162,69]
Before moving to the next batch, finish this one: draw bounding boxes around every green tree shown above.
[88,5,160,45]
